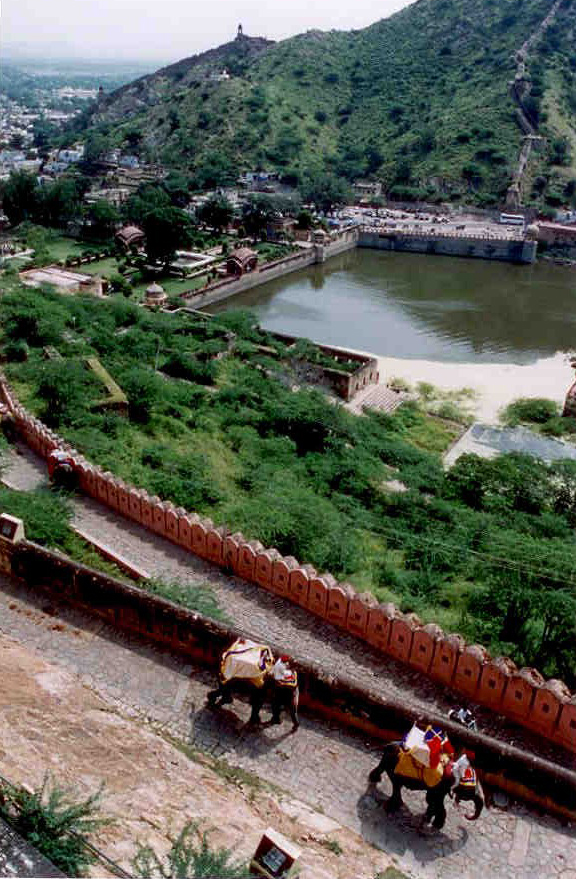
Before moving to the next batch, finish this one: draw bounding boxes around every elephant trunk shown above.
[465,790,484,821]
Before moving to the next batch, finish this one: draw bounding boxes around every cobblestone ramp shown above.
[0,580,574,879]
[3,442,576,768]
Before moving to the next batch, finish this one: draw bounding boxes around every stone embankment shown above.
[176,221,536,314]
[0,377,574,760]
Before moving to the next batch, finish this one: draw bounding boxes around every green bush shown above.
[502,397,559,426]
[132,821,249,878]
[0,777,108,877]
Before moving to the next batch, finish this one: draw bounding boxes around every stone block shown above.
[271,556,297,597]
[365,603,394,651]
[93,469,108,504]
[237,539,263,581]
[555,698,576,753]
[326,582,354,628]
[151,498,166,536]
[526,679,570,737]
[178,512,194,550]
[347,591,378,639]
[306,572,333,617]
[106,476,119,510]
[164,504,179,543]
[254,548,281,590]
[117,483,130,518]
[206,527,225,565]
[288,564,315,607]
[140,493,154,530]
[430,633,464,686]
[191,517,210,559]
[501,667,542,723]
[128,488,143,523]
[388,614,417,663]
[409,623,443,674]
[223,532,244,572]
[453,645,488,699]
[477,657,517,710]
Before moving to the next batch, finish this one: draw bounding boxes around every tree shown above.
[2,170,40,224]
[87,199,120,238]
[241,195,277,240]
[299,172,351,213]
[142,206,193,265]
[37,178,82,227]
[83,130,111,164]
[124,185,171,225]
[198,195,234,232]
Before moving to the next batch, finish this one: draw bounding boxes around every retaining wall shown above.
[358,230,537,264]
[2,533,576,821]
[0,378,574,757]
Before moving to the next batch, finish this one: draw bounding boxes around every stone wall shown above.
[0,377,574,756]
[2,533,576,820]
[358,230,537,264]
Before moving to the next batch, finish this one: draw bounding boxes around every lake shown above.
[210,249,576,364]
[209,249,576,420]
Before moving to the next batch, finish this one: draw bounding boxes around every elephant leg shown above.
[207,683,230,707]
[432,800,447,830]
[288,689,299,730]
[387,779,403,812]
[249,688,264,725]
[270,692,282,725]
[368,756,386,784]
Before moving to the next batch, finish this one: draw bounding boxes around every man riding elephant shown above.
[368,724,484,829]
[207,639,299,731]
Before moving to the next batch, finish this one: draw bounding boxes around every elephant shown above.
[206,674,300,730]
[368,742,484,829]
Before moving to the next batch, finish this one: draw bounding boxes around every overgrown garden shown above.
[1,283,575,684]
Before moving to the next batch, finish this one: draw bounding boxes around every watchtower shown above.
[237,23,243,38]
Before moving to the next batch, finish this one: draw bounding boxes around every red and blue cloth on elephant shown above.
[395,723,455,787]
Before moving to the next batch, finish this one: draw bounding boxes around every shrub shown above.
[122,367,161,422]
[502,397,559,426]
[0,777,108,877]
[132,820,249,878]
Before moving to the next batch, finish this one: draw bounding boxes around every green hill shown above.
[82,0,576,207]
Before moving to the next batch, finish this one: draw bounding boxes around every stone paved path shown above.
[3,442,574,770]
[0,576,574,879]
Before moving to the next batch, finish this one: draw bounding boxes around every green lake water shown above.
[209,249,576,365]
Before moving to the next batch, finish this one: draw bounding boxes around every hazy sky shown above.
[3,0,414,63]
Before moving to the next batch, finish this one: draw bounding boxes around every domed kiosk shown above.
[145,281,167,309]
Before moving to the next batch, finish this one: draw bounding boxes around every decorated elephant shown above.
[207,639,299,730]
[368,735,484,829]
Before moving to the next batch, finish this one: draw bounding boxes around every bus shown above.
[499,212,525,226]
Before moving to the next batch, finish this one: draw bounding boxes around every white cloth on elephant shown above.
[272,658,289,681]
[451,753,471,787]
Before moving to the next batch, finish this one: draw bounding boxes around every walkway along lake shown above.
[209,249,576,421]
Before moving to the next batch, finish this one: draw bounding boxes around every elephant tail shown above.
[465,783,485,821]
